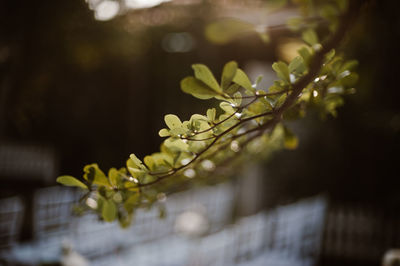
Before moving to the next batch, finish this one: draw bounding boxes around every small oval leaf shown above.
[56,175,87,189]
[164,114,182,130]
[192,64,222,93]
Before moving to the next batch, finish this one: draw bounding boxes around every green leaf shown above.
[207,108,216,123]
[129,154,143,168]
[102,199,117,222]
[232,91,242,106]
[124,193,140,213]
[164,114,182,130]
[158,128,170,137]
[164,138,189,152]
[127,154,147,178]
[302,29,319,46]
[144,155,156,170]
[56,175,87,189]
[181,76,219,100]
[220,102,235,115]
[225,83,240,95]
[192,64,221,93]
[83,164,110,187]
[298,47,312,66]
[232,69,255,94]
[272,61,290,83]
[289,56,306,75]
[108,168,121,188]
[221,61,238,90]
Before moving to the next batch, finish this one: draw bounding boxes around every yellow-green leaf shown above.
[181,76,218,100]
[158,128,170,137]
[164,114,182,130]
[272,61,290,84]
[102,199,117,222]
[56,175,87,189]
[207,108,216,123]
[124,193,140,213]
[302,29,319,46]
[83,164,110,187]
[232,69,255,94]
[192,64,221,93]
[108,168,121,188]
[221,61,238,90]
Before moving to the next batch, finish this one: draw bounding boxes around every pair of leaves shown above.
[181,61,255,100]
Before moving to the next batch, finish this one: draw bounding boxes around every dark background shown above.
[0,0,399,209]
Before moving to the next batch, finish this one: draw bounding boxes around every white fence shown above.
[3,186,397,266]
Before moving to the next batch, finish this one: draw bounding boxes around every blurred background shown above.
[0,0,399,265]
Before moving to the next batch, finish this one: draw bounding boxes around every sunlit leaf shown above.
[192,64,221,93]
[181,76,218,99]
[164,114,182,130]
[158,128,170,137]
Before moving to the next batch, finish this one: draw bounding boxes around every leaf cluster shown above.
[57,0,359,227]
